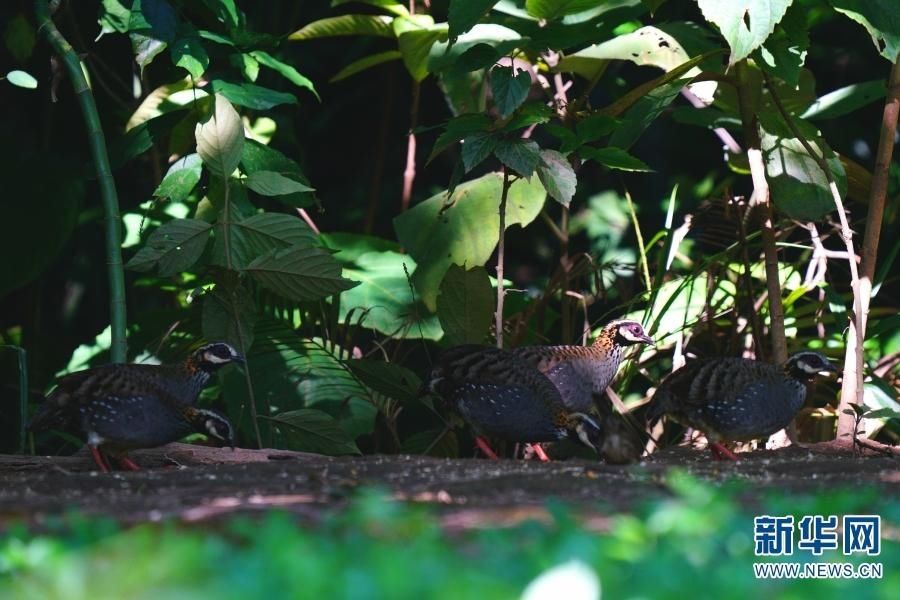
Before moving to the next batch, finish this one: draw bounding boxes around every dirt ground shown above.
[0,444,897,530]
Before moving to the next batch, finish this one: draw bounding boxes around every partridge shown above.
[28,342,242,471]
[647,350,837,460]
[512,319,653,413]
[425,344,603,459]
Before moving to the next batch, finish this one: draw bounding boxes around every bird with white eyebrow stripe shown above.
[28,342,242,472]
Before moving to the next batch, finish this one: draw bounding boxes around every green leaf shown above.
[393,172,546,309]
[427,24,521,73]
[429,113,492,163]
[231,52,259,82]
[525,0,605,21]
[437,264,494,345]
[99,0,131,36]
[130,33,167,74]
[170,37,208,79]
[202,278,258,350]
[250,50,319,100]
[125,218,212,276]
[246,246,359,301]
[339,251,443,340]
[493,138,541,177]
[330,50,403,82]
[246,171,316,196]
[230,212,319,268]
[575,113,618,143]
[448,0,500,42]
[490,65,531,118]
[209,80,297,110]
[112,109,191,167]
[754,7,809,86]
[345,359,423,403]
[762,129,848,220]
[832,0,900,62]
[697,0,792,67]
[202,0,241,27]
[269,409,361,455]
[5,70,37,89]
[536,149,577,206]
[288,15,394,40]
[501,102,554,132]
[153,153,202,202]
[608,78,686,149]
[462,131,498,172]
[332,0,410,17]
[129,0,177,41]
[397,25,448,81]
[801,79,887,120]
[240,140,315,208]
[195,94,244,178]
[580,146,653,172]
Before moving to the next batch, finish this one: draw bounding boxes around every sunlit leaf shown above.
[195,94,244,178]
[125,218,212,276]
[246,246,358,301]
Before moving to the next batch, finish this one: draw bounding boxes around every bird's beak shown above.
[232,354,246,364]
[821,362,839,376]
[640,334,655,346]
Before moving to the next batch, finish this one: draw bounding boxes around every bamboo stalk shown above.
[35,0,127,363]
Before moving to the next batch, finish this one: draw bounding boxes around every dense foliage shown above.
[1,0,898,457]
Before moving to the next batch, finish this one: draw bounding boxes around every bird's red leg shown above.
[530,443,551,462]
[474,436,499,459]
[710,442,739,461]
[90,447,111,473]
[117,455,141,471]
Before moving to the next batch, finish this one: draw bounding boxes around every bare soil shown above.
[0,444,897,530]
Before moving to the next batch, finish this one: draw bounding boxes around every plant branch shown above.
[735,61,786,366]
[35,0,127,363]
[401,80,421,211]
[495,168,512,348]
[762,68,874,438]
[624,187,652,291]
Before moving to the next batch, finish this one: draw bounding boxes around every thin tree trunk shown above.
[495,169,512,348]
[35,0,128,362]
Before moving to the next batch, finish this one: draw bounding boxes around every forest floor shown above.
[0,443,897,530]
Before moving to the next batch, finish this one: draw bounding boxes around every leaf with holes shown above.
[832,0,900,62]
[195,94,244,178]
[437,264,493,346]
[126,218,212,276]
[269,409,361,455]
[697,0,792,67]
[246,246,359,301]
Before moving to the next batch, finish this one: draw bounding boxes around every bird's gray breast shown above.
[545,353,621,411]
[698,378,807,440]
[81,395,191,449]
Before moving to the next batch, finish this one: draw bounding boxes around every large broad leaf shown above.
[753,6,809,86]
[536,149,577,206]
[429,113,492,163]
[560,25,718,102]
[249,50,318,99]
[491,65,531,118]
[153,153,202,202]
[112,109,191,167]
[239,140,315,208]
[697,0,792,67]
[339,251,443,340]
[170,36,208,79]
[448,0,500,42]
[396,19,448,81]
[393,172,546,309]
[345,359,423,404]
[125,218,212,276]
[288,15,394,40]
[428,24,521,73]
[762,130,848,220]
[202,278,258,350]
[269,409,361,455]
[493,138,541,177]
[437,264,493,345]
[195,94,244,178]
[246,171,316,196]
[832,0,900,62]
[215,212,318,269]
[246,246,359,301]
[209,80,297,110]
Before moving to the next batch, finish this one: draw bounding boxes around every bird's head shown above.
[605,320,654,347]
[785,351,837,381]
[189,408,235,449]
[569,412,604,453]
[192,342,245,372]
